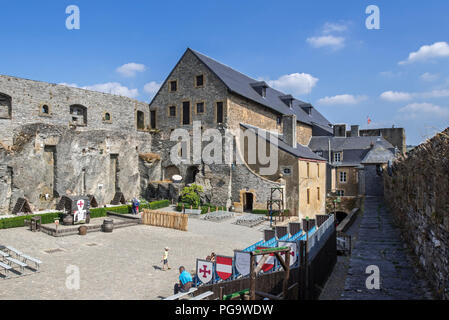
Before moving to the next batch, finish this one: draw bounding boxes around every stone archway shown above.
[164,165,180,181]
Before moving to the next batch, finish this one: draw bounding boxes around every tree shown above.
[180,184,204,208]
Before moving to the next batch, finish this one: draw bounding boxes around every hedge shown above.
[0,200,170,230]
[252,209,290,216]
[176,203,227,214]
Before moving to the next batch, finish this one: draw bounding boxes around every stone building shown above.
[309,124,396,197]
[0,75,151,214]
[147,48,331,218]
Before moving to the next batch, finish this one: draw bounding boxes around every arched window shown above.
[70,104,87,125]
[0,93,12,119]
[42,105,49,114]
[104,112,111,122]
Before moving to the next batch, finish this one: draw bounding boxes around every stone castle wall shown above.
[384,128,449,299]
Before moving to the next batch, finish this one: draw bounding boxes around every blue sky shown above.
[1,0,448,145]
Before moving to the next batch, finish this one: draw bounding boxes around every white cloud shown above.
[265,73,319,96]
[322,22,348,34]
[116,63,146,77]
[59,82,139,98]
[307,35,345,50]
[380,91,413,102]
[399,102,449,118]
[317,94,367,106]
[399,42,449,65]
[420,72,439,82]
[144,81,162,96]
[380,89,449,101]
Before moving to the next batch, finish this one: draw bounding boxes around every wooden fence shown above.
[142,210,189,231]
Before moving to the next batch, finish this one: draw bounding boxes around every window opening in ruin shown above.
[69,104,87,125]
[42,105,49,114]
[195,75,204,87]
[169,80,178,92]
[44,146,58,198]
[104,113,111,121]
[150,110,156,129]
[137,111,145,130]
[0,93,12,119]
[110,154,120,192]
[186,166,199,184]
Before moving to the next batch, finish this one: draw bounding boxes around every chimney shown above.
[351,125,360,137]
[282,114,297,148]
[333,124,347,137]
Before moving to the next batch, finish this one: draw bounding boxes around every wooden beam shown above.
[274,252,288,271]
[254,255,270,274]
[283,249,291,300]
[250,254,256,300]
[255,291,282,301]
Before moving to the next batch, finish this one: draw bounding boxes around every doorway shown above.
[244,193,254,212]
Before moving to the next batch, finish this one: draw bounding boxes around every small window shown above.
[334,152,342,163]
[42,105,49,114]
[307,163,310,178]
[195,75,204,87]
[316,151,323,157]
[150,110,156,129]
[281,166,292,176]
[336,190,345,197]
[0,93,12,119]
[277,116,282,126]
[317,187,320,201]
[307,189,310,205]
[104,112,111,121]
[169,80,177,92]
[261,87,267,98]
[196,102,205,114]
[340,172,347,183]
[168,106,176,117]
[317,163,320,178]
[137,111,145,130]
[216,102,224,124]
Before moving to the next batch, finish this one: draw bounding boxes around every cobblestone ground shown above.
[0,216,262,300]
[341,197,432,300]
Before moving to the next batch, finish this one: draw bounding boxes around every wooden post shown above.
[249,253,256,301]
[283,249,290,299]
[219,287,224,301]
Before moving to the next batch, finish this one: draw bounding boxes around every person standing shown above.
[132,197,140,215]
[174,266,193,295]
[162,247,171,271]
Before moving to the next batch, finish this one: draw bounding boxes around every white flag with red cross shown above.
[196,259,214,285]
[216,256,233,281]
[256,247,275,272]
[278,241,298,267]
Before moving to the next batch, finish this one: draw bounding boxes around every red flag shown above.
[367,116,372,125]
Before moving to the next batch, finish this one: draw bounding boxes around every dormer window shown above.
[302,105,313,116]
[280,95,294,108]
[250,81,268,98]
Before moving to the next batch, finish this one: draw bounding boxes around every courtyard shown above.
[0,215,263,300]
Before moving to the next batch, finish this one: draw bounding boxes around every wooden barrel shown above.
[102,219,114,233]
[63,214,74,226]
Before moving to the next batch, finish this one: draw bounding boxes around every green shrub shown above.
[252,209,290,216]
[148,200,170,210]
[180,184,204,208]
[176,203,226,214]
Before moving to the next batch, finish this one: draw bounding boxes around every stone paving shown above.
[0,216,262,300]
[341,197,432,300]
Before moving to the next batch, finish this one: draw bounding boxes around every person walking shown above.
[132,197,140,215]
[162,247,171,271]
[174,266,193,295]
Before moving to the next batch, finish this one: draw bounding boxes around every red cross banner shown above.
[256,247,275,272]
[196,259,214,285]
[216,256,233,281]
[278,241,298,267]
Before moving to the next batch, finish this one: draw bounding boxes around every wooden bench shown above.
[0,261,12,278]
[190,291,214,301]
[164,288,197,300]
[5,246,23,258]
[6,257,27,273]
[20,254,42,270]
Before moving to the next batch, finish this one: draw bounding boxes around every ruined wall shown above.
[0,75,149,146]
[0,124,152,213]
[384,128,449,299]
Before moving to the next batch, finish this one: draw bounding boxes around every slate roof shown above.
[240,123,326,161]
[189,49,333,134]
[361,143,395,164]
[309,136,394,152]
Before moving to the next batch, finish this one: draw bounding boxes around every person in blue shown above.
[131,197,140,215]
[174,266,193,294]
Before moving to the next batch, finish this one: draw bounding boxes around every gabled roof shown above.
[240,123,326,161]
[189,49,333,134]
[361,143,395,164]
